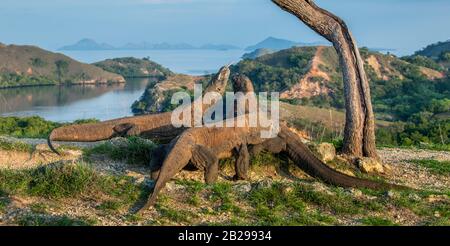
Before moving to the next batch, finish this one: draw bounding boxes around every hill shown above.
[132,74,210,114]
[245,37,322,52]
[415,40,450,59]
[0,44,125,88]
[242,48,275,59]
[58,39,115,51]
[93,57,174,78]
[232,46,444,101]
[411,40,450,72]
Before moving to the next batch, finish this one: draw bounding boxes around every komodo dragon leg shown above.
[233,144,250,181]
[191,145,219,184]
[234,137,287,180]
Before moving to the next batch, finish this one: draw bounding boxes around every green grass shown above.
[0,162,144,204]
[210,183,241,213]
[0,139,33,152]
[0,198,9,213]
[360,217,398,226]
[17,214,96,226]
[156,205,195,224]
[176,180,205,206]
[410,159,450,175]
[248,182,337,226]
[96,200,123,212]
[29,203,48,214]
[85,137,157,165]
[294,184,383,215]
[0,116,99,139]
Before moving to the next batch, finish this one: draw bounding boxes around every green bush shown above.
[0,116,100,139]
[0,116,60,138]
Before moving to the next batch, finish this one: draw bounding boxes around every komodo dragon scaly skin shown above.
[47,66,231,154]
[139,116,406,212]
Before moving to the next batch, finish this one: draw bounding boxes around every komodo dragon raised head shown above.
[47,65,231,154]
[138,115,407,213]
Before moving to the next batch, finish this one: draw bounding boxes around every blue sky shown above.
[1,0,449,55]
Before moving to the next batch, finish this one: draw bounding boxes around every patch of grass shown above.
[0,139,33,152]
[27,163,98,198]
[0,162,144,205]
[124,214,144,223]
[0,198,9,213]
[30,203,48,214]
[294,184,383,215]
[17,214,96,226]
[0,116,60,138]
[0,116,100,139]
[360,216,398,226]
[424,217,450,226]
[85,137,157,165]
[410,159,450,175]
[157,205,194,223]
[210,183,241,213]
[97,200,122,212]
[387,190,450,219]
[248,182,337,226]
[176,180,205,206]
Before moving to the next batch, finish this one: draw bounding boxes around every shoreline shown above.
[0,80,127,90]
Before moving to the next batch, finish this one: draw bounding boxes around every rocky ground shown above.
[0,137,448,226]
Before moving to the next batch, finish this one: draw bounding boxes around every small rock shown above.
[311,182,333,195]
[309,143,336,162]
[385,190,399,199]
[408,193,421,202]
[126,171,145,183]
[200,207,214,214]
[427,195,448,203]
[434,211,441,218]
[282,186,294,194]
[346,188,363,198]
[165,182,184,192]
[233,183,252,194]
[357,158,384,174]
[109,137,129,147]
[254,179,273,190]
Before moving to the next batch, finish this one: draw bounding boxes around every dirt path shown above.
[380,148,450,190]
[281,46,331,99]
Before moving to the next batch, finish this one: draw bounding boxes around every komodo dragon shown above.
[47,66,231,154]
[139,115,406,212]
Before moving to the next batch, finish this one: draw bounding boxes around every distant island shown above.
[93,57,173,78]
[59,39,240,51]
[245,37,325,52]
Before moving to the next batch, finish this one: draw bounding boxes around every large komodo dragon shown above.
[47,66,231,154]
[140,115,406,212]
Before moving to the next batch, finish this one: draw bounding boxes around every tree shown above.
[272,0,378,159]
[55,60,69,83]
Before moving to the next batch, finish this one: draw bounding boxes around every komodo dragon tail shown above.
[279,126,407,190]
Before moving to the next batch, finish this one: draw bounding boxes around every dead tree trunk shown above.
[272,0,378,159]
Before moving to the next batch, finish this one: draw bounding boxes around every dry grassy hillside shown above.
[0,44,125,88]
